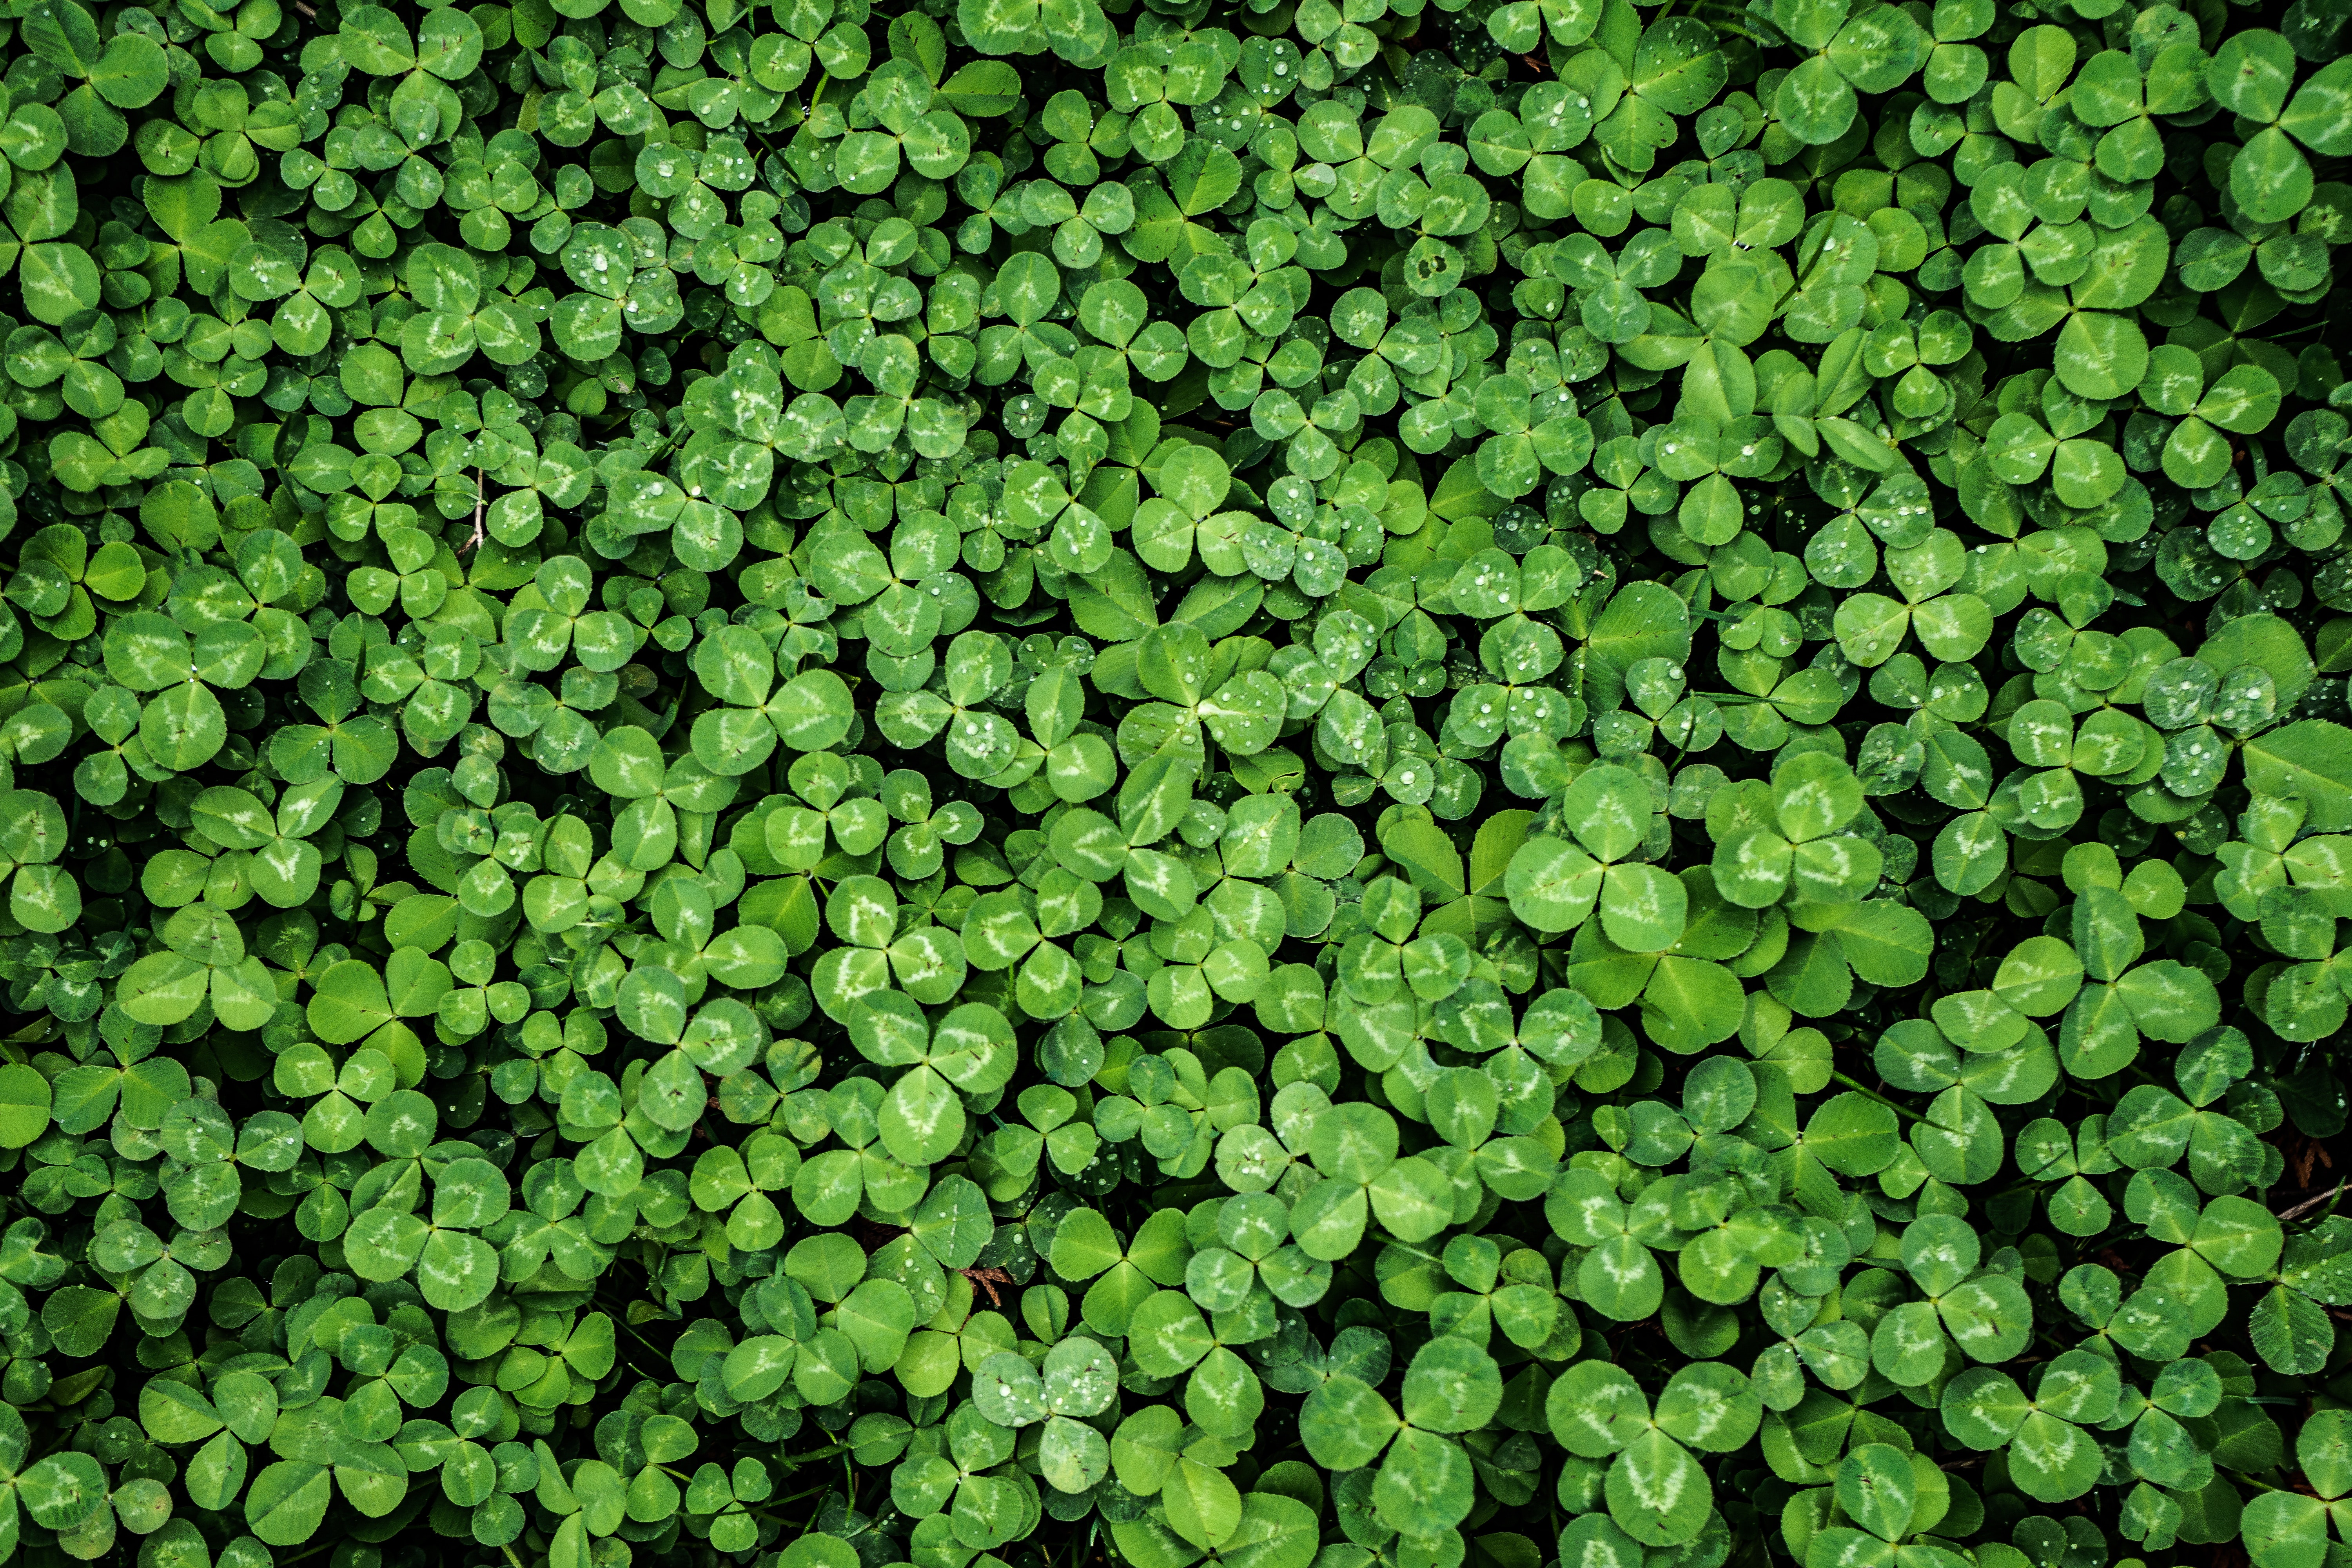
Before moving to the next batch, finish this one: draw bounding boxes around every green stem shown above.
[742,1474,852,1517]
[1830,1073,1927,1123]
[619,1318,671,1354]
[777,1441,854,1473]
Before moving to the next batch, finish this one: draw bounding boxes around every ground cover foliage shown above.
[6,0,2352,1563]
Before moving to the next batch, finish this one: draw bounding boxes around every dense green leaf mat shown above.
[3,0,2352,1563]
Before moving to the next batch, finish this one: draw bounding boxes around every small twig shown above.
[2279,1180,2349,1223]
[293,1,314,14]
[464,468,486,552]
[958,1265,1015,1308]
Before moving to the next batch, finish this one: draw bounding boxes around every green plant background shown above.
[0,0,2348,1565]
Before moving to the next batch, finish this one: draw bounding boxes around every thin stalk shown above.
[2280,1179,2349,1223]
[741,1477,848,1519]
[1829,1072,1927,1123]
[465,468,488,552]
